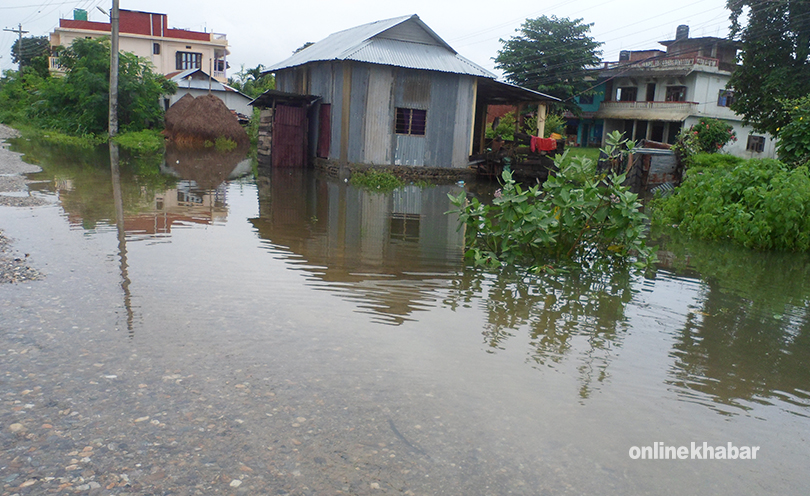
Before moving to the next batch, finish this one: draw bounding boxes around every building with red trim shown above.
[49,9,229,82]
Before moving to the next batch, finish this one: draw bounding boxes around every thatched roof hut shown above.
[164,93,195,133]
[166,94,249,147]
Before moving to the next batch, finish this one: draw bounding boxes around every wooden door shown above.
[273,105,308,168]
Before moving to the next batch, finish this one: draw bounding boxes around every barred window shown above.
[395,108,427,136]
[746,135,765,153]
[175,51,202,70]
[718,89,735,107]
[665,86,687,102]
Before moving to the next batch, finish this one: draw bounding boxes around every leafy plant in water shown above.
[349,170,405,192]
[448,149,653,273]
[113,130,164,153]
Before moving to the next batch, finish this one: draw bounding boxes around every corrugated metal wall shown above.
[348,65,370,163]
[277,62,477,168]
[424,72,458,167]
[364,65,395,165]
[452,75,476,166]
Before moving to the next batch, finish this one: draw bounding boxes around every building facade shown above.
[592,26,775,158]
[49,9,229,82]
[256,15,558,168]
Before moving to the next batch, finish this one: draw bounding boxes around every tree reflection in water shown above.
[656,232,810,416]
[445,267,638,399]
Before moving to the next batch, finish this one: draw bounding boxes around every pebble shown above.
[230,479,242,488]
[9,422,25,433]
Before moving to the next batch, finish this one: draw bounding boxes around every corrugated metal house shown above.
[253,15,558,168]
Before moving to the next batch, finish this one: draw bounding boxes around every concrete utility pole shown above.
[108,0,120,137]
[3,24,29,71]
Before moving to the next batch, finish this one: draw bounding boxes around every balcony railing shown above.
[594,100,699,120]
[48,56,64,73]
[602,56,719,70]
[599,101,698,110]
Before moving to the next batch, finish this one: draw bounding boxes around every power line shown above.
[3,24,29,70]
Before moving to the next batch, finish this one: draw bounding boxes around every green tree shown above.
[727,0,810,135]
[228,64,275,98]
[34,37,175,135]
[10,35,50,76]
[776,96,810,166]
[495,16,602,105]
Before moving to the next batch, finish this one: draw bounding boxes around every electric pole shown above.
[3,24,29,71]
[109,0,120,137]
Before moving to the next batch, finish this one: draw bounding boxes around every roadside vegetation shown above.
[0,37,175,150]
[653,106,810,252]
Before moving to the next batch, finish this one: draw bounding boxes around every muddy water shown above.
[1,141,809,495]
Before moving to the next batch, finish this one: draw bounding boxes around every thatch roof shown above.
[164,93,195,133]
[166,94,249,147]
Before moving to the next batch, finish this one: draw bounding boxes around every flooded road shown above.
[1,140,809,495]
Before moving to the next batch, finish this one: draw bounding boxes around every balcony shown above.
[594,101,698,121]
[48,56,65,76]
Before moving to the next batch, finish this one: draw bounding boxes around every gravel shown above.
[0,124,47,208]
[0,124,46,283]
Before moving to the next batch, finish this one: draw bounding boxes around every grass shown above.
[113,130,165,153]
[349,170,405,192]
[567,147,601,163]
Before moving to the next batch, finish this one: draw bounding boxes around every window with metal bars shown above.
[746,135,765,153]
[175,51,202,70]
[395,108,427,136]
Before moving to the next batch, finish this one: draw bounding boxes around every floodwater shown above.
[1,139,809,495]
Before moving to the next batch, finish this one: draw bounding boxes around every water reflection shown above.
[109,141,135,334]
[16,139,249,236]
[445,268,636,399]
[656,232,810,416]
[249,168,466,325]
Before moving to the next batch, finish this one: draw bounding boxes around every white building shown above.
[594,25,776,159]
[49,9,229,82]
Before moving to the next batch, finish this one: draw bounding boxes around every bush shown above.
[776,96,810,167]
[349,170,405,192]
[652,158,810,251]
[449,150,653,273]
[672,118,737,164]
[113,130,164,153]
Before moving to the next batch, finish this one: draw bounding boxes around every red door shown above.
[273,105,308,168]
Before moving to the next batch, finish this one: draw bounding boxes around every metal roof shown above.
[168,69,251,99]
[264,14,495,78]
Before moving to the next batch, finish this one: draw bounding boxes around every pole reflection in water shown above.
[109,141,135,334]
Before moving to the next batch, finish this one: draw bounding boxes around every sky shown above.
[1,0,735,77]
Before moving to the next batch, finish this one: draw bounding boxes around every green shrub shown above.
[349,170,405,192]
[652,158,810,251]
[686,153,743,169]
[672,118,737,164]
[776,96,810,167]
[214,136,238,152]
[449,150,653,273]
[486,112,517,141]
[113,130,164,153]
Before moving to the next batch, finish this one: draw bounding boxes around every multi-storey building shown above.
[49,9,229,82]
[592,25,775,158]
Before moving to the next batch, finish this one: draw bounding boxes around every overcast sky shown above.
[1,0,734,77]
